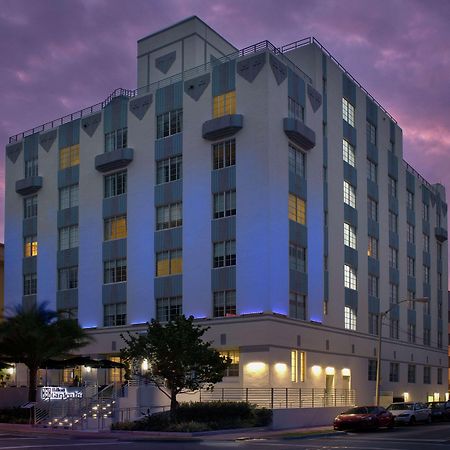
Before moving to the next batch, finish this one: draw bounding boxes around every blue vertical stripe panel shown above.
[154,227,183,252]
[155,82,183,114]
[211,217,236,242]
[155,133,183,160]
[368,296,380,313]
[288,70,306,106]
[389,267,399,284]
[102,283,127,305]
[154,275,183,298]
[24,133,39,161]
[211,267,236,290]
[104,96,128,133]
[390,120,396,142]
[342,74,356,104]
[58,119,80,148]
[388,152,398,179]
[406,171,416,193]
[212,60,236,97]
[154,179,183,206]
[289,270,308,295]
[407,308,416,324]
[344,288,358,310]
[211,167,236,193]
[366,97,378,125]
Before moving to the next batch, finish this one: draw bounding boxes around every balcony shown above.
[283,118,316,150]
[202,114,243,141]
[95,148,134,173]
[435,227,448,242]
[15,176,43,196]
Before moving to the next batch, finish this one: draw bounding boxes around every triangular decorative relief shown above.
[155,51,176,74]
[6,142,22,163]
[39,129,57,152]
[307,85,322,113]
[269,54,287,85]
[81,112,102,137]
[237,53,266,83]
[184,74,210,101]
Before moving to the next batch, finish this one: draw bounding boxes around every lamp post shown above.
[375,297,428,407]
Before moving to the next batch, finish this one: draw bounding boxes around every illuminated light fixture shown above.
[246,362,266,374]
[403,392,409,402]
[6,367,14,375]
[85,366,91,373]
[141,359,149,371]
[274,363,288,375]
[434,392,440,401]
[446,393,450,401]
[341,368,351,377]
[311,365,322,376]
[325,367,335,375]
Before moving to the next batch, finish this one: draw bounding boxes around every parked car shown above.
[386,402,431,425]
[333,406,394,430]
[427,402,450,422]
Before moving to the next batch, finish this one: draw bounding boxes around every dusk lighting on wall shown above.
[325,367,335,375]
[341,368,351,377]
[246,362,266,374]
[311,365,322,376]
[274,363,288,375]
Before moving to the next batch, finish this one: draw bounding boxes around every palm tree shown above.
[0,303,92,402]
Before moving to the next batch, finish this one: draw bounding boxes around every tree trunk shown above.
[169,389,179,420]
[28,366,38,403]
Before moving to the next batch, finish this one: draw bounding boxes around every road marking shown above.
[0,441,124,450]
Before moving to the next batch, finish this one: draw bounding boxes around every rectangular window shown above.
[344,264,357,290]
[407,290,416,309]
[389,283,399,304]
[23,273,37,296]
[213,140,236,170]
[156,203,182,230]
[389,140,395,153]
[289,144,306,177]
[408,364,416,383]
[342,139,356,167]
[367,159,377,183]
[423,328,431,346]
[368,313,378,335]
[104,216,127,241]
[388,177,397,198]
[367,236,378,259]
[407,256,415,277]
[389,317,399,339]
[156,108,183,139]
[437,367,443,385]
[24,196,38,218]
[366,121,376,145]
[368,197,378,221]
[289,244,307,272]
[389,211,398,233]
[213,240,236,268]
[368,359,377,381]
[104,171,127,198]
[407,223,415,244]
[389,247,398,269]
[288,194,306,224]
[291,350,298,382]
[213,290,236,317]
[438,331,443,348]
[422,203,429,221]
[213,191,236,219]
[156,296,182,322]
[24,157,38,178]
[423,366,431,384]
[368,274,379,298]
[213,91,236,118]
[342,98,355,127]
[156,156,182,184]
[423,234,430,253]
[407,190,414,210]
[437,242,443,260]
[343,181,356,208]
[438,272,443,290]
[23,235,38,257]
[408,323,416,343]
[220,350,240,377]
[104,258,127,284]
[105,127,127,152]
[344,306,357,330]
[289,292,306,320]
[58,267,78,290]
[344,223,357,249]
[156,249,182,276]
[59,145,80,170]
[103,303,126,327]
[59,184,79,210]
[389,362,399,382]
[58,225,79,250]
[288,97,305,122]
[423,265,430,284]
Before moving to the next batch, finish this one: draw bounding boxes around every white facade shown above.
[5,17,448,405]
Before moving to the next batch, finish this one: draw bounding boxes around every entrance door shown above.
[326,374,335,405]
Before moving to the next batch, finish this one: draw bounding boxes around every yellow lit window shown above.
[289,194,306,225]
[220,350,239,377]
[299,351,305,382]
[291,350,298,382]
[104,216,127,241]
[59,145,80,170]
[213,91,236,118]
[156,250,182,277]
[24,236,38,257]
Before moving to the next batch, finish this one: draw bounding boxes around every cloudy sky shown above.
[1,0,449,244]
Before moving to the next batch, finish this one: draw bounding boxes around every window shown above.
[156,296,182,322]
[367,159,377,182]
[366,121,376,145]
[437,242,443,260]
[213,91,236,118]
[25,158,38,178]
[213,140,235,170]
[389,362,399,382]
[407,190,414,210]
[422,203,429,221]
[407,365,416,383]
[368,197,378,221]
[407,290,416,309]
[423,366,431,384]
[423,265,430,284]
[389,283,399,304]
[24,196,38,218]
[23,235,38,257]
[388,177,397,198]
[438,331,443,349]
[368,274,379,298]
[407,256,415,277]
[59,184,79,210]
[289,292,306,320]
[59,145,80,170]
[389,140,395,153]
[437,210,442,227]
[367,236,378,259]
[104,259,127,284]
[389,317,399,339]
[290,350,306,382]
[342,98,355,126]
[423,234,430,253]
[343,181,356,208]
[103,303,126,327]
[213,191,236,219]
[289,244,306,272]
[407,223,415,244]
[344,223,357,249]
[368,359,377,381]
[289,144,306,177]
[213,290,236,317]
[368,313,378,335]
[58,267,78,290]
[423,328,431,346]
[104,216,127,241]
[438,272,443,290]
[344,265,357,290]
[389,211,398,233]
[156,249,182,276]
[105,127,127,152]
[344,306,357,330]
[342,139,355,167]
[104,171,127,198]
[408,323,416,343]
[389,247,398,269]
[213,240,236,268]
[437,367,443,385]
[156,203,182,230]
[288,194,306,224]
[156,108,183,139]
[59,308,78,321]
[288,97,305,122]
[156,156,182,184]
[24,273,37,296]
[220,350,239,377]
[59,225,79,250]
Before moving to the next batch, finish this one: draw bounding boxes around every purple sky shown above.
[1,1,449,249]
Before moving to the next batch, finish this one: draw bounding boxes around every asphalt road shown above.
[3,423,450,449]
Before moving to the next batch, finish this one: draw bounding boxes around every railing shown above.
[117,405,169,423]
[199,388,355,409]
[403,159,435,191]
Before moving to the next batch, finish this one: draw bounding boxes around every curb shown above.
[282,430,345,440]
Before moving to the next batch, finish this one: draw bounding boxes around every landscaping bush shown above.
[0,407,30,424]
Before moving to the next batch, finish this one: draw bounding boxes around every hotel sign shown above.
[41,386,83,401]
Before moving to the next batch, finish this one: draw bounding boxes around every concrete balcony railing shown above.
[95,148,134,173]
[15,176,43,196]
[202,114,243,141]
[283,118,316,150]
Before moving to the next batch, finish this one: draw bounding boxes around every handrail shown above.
[402,159,435,190]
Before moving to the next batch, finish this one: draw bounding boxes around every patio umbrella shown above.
[0,361,13,370]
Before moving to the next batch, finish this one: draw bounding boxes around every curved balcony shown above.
[16,176,43,196]
[435,227,448,242]
[202,114,243,141]
[283,118,316,150]
[95,148,134,173]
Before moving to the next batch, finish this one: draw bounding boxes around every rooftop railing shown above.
[402,159,435,190]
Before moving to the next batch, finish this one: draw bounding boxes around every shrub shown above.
[0,407,30,424]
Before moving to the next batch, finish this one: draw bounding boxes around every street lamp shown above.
[375,297,429,407]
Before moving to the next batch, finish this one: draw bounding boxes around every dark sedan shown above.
[333,406,394,431]
[427,402,450,422]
